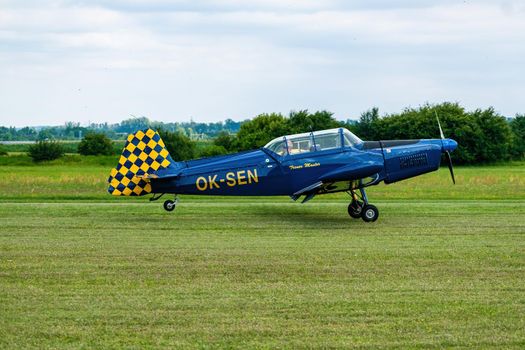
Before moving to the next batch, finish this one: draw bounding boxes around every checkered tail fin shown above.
[107,129,175,196]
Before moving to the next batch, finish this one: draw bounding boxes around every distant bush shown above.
[78,132,114,156]
[28,140,65,162]
[198,145,228,158]
[158,129,196,161]
[0,144,7,156]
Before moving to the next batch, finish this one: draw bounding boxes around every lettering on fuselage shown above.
[289,162,320,170]
[399,153,428,169]
[195,169,259,191]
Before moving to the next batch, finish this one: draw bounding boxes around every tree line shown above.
[351,103,524,164]
[208,103,523,165]
[3,103,524,164]
[0,118,242,141]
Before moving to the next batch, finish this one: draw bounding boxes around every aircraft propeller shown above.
[436,113,456,184]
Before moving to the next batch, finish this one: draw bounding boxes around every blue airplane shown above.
[108,122,457,222]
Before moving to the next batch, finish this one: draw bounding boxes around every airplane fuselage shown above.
[151,138,452,197]
[108,127,458,221]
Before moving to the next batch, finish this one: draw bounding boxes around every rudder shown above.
[108,128,174,196]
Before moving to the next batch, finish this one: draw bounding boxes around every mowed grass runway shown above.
[0,158,524,348]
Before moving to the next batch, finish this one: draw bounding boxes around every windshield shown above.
[342,129,362,146]
[264,128,362,155]
[312,129,341,150]
[265,137,287,155]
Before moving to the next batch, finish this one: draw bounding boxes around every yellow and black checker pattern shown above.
[107,129,171,196]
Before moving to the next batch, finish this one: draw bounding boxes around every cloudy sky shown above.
[1,0,524,127]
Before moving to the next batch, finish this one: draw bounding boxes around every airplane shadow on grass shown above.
[215,203,372,227]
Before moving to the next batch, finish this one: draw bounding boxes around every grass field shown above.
[0,157,524,348]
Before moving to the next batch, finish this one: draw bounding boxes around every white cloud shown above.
[0,0,524,126]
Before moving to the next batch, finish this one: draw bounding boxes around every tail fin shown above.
[108,128,174,196]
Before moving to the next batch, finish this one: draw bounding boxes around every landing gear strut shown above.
[347,188,379,222]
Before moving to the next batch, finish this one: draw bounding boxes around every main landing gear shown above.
[347,188,379,222]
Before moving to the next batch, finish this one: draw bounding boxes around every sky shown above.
[1,0,524,127]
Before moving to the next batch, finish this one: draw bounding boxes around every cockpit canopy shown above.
[264,128,362,156]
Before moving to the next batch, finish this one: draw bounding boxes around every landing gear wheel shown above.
[163,199,176,212]
[361,204,379,222]
[348,200,364,219]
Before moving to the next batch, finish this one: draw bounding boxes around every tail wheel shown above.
[361,204,379,222]
[163,200,176,212]
[348,200,363,219]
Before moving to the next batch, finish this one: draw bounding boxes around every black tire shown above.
[361,204,379,222]
[348,200,363,219]
[163,200,176,212]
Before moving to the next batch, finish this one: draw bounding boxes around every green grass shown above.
[0,156,523,201]
[0,160,524,348]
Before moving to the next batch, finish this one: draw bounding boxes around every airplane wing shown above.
[290,159,384,203]
[318,161,383,183]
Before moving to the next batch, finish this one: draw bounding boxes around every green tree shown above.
[28,140,65,162]
[287,110,341,134]
[78,133,114,156]
[355,102,515,164]
[367,102,482,164]
[234,113,289,150]
[355,107,380,140]
[509,115,525,160]
[198,145,228,158]
[37,128,54,141]
[373,102,467,140]
[158,130,196,161]
[214,131,236,151]
[17,127,38,140]
[468,108,512,162]
[117,117,151,133]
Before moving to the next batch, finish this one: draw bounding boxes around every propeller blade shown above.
[435,112,445,139]
[445,151,455,184]
[435,112,456,184]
